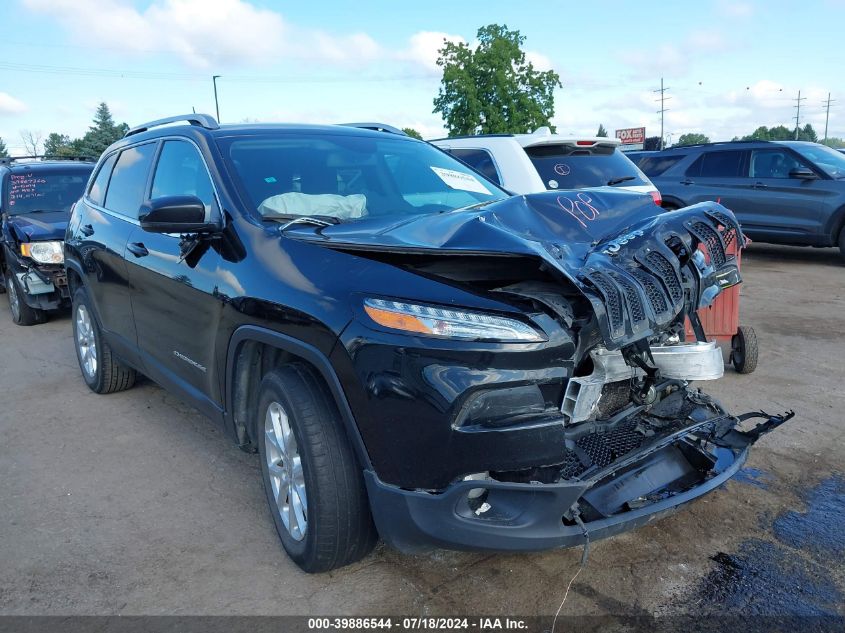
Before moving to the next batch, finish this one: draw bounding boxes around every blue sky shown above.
[1,0,843,153]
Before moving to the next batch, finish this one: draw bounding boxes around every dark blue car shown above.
[0,158,95,324]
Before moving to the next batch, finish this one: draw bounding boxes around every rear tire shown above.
[731,325,759,374]
[72,286,136,393]
[6,271,46,326]
[257,364,377,573]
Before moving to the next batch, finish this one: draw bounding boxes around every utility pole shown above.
[654,77,671,150]
[793,90,806,140]
[823,93,836,141]
[212,75,222,123]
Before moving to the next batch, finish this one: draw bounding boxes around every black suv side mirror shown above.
[789,167,818,180]
[139,195,220,233]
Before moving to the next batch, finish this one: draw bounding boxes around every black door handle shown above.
[127,242,149,258]
[80,224,94,237]
[680,179,694,185]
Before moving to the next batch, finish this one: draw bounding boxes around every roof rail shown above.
[125,113,219,137]
[0,154,96,165]
[340,122,408,136]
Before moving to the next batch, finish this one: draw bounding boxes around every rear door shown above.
[676,150,749,214]
[69,143,157,364]
[736,147,826,243]
[125,139,224,412]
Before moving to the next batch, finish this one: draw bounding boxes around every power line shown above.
[823,93,837,140]
[653,77,671,150]
[793,90,807,139]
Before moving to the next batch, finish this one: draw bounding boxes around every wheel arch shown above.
[224,325,372,470]
[824,204,845,247]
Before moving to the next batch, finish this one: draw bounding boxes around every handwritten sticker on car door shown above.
[557,192,600,229]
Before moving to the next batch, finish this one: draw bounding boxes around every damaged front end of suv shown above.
[295,190,793,553]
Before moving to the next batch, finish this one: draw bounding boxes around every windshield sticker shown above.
[430,166,491,195]
[557,192,600,229]
[554,163,571,176]
[548,179,559,189]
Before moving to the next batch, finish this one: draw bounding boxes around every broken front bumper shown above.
[365,409,793,553]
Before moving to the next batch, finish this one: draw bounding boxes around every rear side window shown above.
[448,148,501,185]
[104,143,157,218]
[151,141,215,215]
[524,144,649,189]
[88,153,117,206]
[686,151,744,178]
[638,155,685,177]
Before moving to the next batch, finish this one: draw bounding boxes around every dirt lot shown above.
[0,243,843,622]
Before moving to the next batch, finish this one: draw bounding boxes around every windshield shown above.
[5,168,91,215]
[789,143,845,179]
[523,144,650,189]
[219,133,508,222]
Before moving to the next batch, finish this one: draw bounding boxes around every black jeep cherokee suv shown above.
[1,157,94,324]
[65,115,792,572]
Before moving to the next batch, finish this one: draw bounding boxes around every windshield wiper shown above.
[607,176,637,186]
[276,215,341,233]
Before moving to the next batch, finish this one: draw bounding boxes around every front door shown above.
[125,139,225,414]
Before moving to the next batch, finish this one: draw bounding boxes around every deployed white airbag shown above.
[258,192,367,220]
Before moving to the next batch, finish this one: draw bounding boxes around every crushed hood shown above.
[5,211,69,243]
[291,190,745,349]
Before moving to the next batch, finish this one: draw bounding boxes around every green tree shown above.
[44,133,75,157]
[644,136,662,150]
[596,124,608,137]
[433,24,562,135]
[675,133,710,146]
[76,102,129,157]
[821,137,845,149]
[0,137,8,158]
[796,123,817,142]
[402,127,423,140]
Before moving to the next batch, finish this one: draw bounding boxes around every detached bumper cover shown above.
[366,410,793,553]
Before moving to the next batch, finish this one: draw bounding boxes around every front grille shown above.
[608,271,646,324]
[706,210,740,247]
[691,221,726,267]
[559,452,584,480]
[576,419,644,470]
[645,251,683,304]
[631,269,669,317]
[588,272,624,331]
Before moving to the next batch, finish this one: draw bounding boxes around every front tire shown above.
[838,228,845,264]
[6,271,46,326]
[72,286,136,393]
[257,364,377,573]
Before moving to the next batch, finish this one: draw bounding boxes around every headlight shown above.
[363,298,544,342]
[21,241,64,265]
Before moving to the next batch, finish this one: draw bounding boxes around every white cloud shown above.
[0,92,27,115]
[399,31,465,72]
[525,51,554,72]
[717,0,754,17]
[22,0,381,69]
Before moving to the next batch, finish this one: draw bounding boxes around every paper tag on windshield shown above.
[430,166,491,195]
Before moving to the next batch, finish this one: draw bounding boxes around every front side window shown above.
[151,141,215,215]
[219,134,507,222]
[523,144,649,190]
[685,150,745,178]
[448,148,501,185]
[88,153,117,207]
[789,143,845,179]
[5,167,92,215]
[749,149,807,179]
[104,143,157,219]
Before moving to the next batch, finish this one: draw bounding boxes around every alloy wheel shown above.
[8,278,20,321]
[264,401,308,541]
[75,304,98,378]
